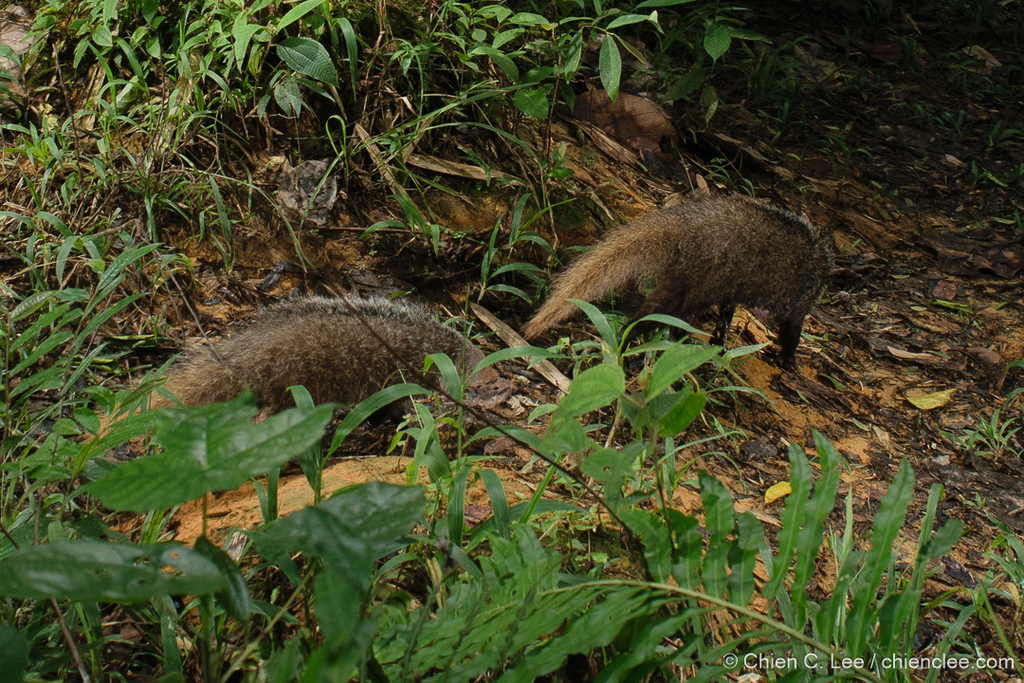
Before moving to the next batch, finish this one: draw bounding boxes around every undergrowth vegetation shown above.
[0,0,1022,679]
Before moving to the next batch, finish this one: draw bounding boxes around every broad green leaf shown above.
[252,482,424,568]
[557,363,624,417]
[86,393,333,511]
[728,512,763,605]
[193,537,250,624]
[254,504,372,596]
[598,35,621,100]
[319,481,425,558]
[232,17,264,71]
[846,459,914,657]
[470,45,518,81]
[657,391,706,436]
[92,25,113,48]
[0,625,29,680]
[274,77,303,117]
[646,342,720,398]
[0,540,226,601]
[665,64,705,102]
[606,13,653,30]
[277,36,338,86]
[699,471,735,598]
[704,23,731,60]
[508,12,553,27]
[563,30,583,78]
[513,86,550,119]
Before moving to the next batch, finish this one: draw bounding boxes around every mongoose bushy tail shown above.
[523,193,833,367]
[154,296,491,414]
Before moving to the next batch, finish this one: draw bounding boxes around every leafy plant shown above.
[479,193,557,304]
[945,408,1022,460]
[0,302,970,681]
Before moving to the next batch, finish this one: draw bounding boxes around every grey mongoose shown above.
[154,295,491,414]
[522,192,833,368]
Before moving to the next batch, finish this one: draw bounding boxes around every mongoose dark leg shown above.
[710,305,736,347]
[775,317,805,370]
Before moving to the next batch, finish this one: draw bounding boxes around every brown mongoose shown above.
[153,296,492,415]
[522,193,833,368]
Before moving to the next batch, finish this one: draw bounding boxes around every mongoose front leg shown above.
[710,304,736,347]
[775,317,805,370]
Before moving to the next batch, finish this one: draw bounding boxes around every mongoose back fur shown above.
[523,193,833,367]
[154,296,490,414]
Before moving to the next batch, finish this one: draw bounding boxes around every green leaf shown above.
[10,330,73,375]
[193,537,250,624]
[276,0,325,31]
[728,512,763,605]
[232,17,264,71]
[313,567,367,664]
[646,342,720,398]
[598,35,621,100]
[448,467,470,547]
[480,469,511,541]
[328,383,429,453]
[699,471,734,598]
[605,13,653,30]
[92,25,113,48]
[508,12,554,27]
[513,86,551,119]
[277,36,338,87]
[273,77,303,117]
[657,391,706,436]
[563,30,583,78]
[557,363,625,417]
[337,17,359,91]
[0,624,29,681]
[727,27,770,42]
[250,483,423,617]
[668,511,703,591]
[700,84,719,121]
[664,64,705,103]
[259,504,373,595]
[703,23,731,61]
[10,291,55,321]
[319,482,425,558]
[572,300,620,353]
[495,586,670,682]
[252,482,425,566]
[469,45,518,81]
[846,459,914,657]
[0,541,226,601]
[86,393,334,511]
[94,243,162,300]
